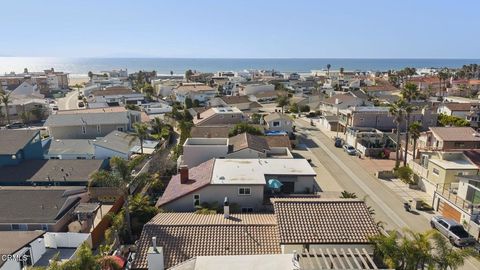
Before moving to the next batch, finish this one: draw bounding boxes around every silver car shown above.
[430,216,476,246]
[343,144,357,155]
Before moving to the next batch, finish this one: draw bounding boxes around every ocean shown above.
[1,57,479,77]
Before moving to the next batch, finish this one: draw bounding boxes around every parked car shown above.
[430,216,475,246]
[6,122,25,129]
[334,138,343,148]
[343,144,357,155]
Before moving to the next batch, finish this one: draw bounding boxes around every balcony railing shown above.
[436,184,473,214]
[409,159,429,179]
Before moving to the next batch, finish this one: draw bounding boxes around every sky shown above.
[1,0,479,58]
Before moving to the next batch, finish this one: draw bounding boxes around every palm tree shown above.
[326,64,331,77]
[130,123,149,155]
[389,100,406,168]
[0,90,12,124]
[409,121,422,160]
[339,190,357,198]
[73,83,82,94]
[276,95,289,113]
[401,83,420,166]
[151,117,163,135]
[90,157,134,242]
[430,231,476,270]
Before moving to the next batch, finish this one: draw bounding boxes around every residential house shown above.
[0,186,88,232]
[0,69,68,96]
[437,103,477,118]
[249,91,278,104]
[45,110,141,139]
[0,94,49,125]
[317,115,340,131]
[89,86,145,106]
[9,81,44,98]
[92,130,144,158]
[263,113,293,134]
[44,139,96,160]
[156,158,317,212]
[0,231,46,270]
[417,127,480,151]
[345,127,394,157]
[208,95,262,112]
[43,130,145,160]
[133,198,379,270]
[361,79,399,97]
[173,84,217,104]
[0,159,105,186]
[409,151,479,197]
[0,130,43,167]
[339,106,437,132]
[140,102,173,115]
[432,174,480,240]
[179,133,292,168]
[193,107,245,126]
[318,93,368,116]
[237,83,275,96]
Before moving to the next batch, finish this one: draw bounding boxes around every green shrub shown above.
[394,166,415,184]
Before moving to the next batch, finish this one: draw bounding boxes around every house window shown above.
[81,126,86,134]
[193,194,200,207]
[118,127,124,132]
[242,207,254,213]
[454,142,465,148]
[96,125,101,134]
[76,157,86,160]
[50,156,60,160]
[11,224,27,231]
[41,224,48,231]
[432,168,440,176]
[273,121,280,127]
[238,187,251,196]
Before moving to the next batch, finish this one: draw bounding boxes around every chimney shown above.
[223,197,230,219]
[180,166,189,184]
[197,112,201,120]
[147,237,164,270]
[335,98,339,105]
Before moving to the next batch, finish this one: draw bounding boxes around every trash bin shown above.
[412,198,423,210]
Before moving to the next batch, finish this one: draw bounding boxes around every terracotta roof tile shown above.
[273,198,379,244]
[131,213,280,269]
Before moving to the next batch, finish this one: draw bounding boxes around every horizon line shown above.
[2,56,480,60]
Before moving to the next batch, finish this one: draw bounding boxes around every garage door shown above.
[438,200,461,222]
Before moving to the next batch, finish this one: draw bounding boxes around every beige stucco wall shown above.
[163,184,265,212]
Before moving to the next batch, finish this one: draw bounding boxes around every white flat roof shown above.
[192,254,296,270]
[211,159,316,185]
[430,158,478,170]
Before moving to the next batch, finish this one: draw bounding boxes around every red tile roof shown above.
[156,159,215,207]
[132,213,280,269]
[273,198,379,244]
